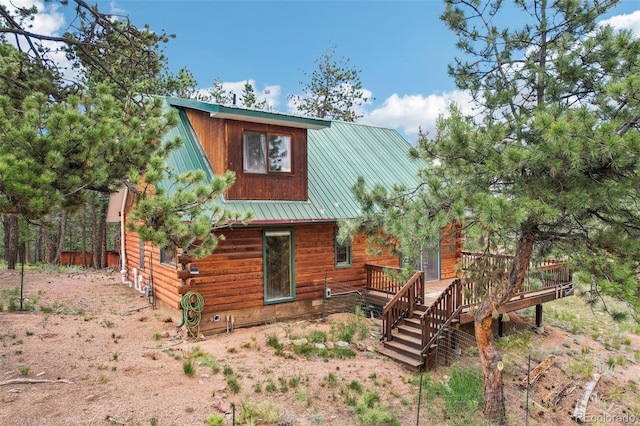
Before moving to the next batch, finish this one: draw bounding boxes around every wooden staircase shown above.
[369,253,574,372]
[377,305,427,371]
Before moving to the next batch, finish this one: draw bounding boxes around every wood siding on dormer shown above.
[185,109,226,178]
[226,121,308,201]
[185,109,308,201]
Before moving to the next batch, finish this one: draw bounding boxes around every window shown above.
[263,230,295,303]
[160,246,177,267]
[334,230,352,268]
[243,131,291,174]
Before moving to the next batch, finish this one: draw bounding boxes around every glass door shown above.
[420,244,440,282]
[264,230,295,303]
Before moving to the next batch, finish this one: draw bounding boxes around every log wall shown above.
[124,222,401,333]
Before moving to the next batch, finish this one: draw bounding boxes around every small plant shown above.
[25,330,34,336]
[205,413,225,426]
[102,319,114,328]
[112,352,118,361]
[151,332,162,341]
[222,365,233,377]
[149,416,158,426]
[340,388,357,406]
[308,329,327,343]
[254,381,262,393]
[324,372,339,388]
[288,375,300,388]
[227,346,237,353]
[278,376,289,393]
[330,307,369,342]
[226,376,240,393]
[349,380,364,394]
[185,407,194,413]
[330,346,356,359]
[19,365,31,376]
[265,379,277,393]
[266,333,284,356]
[182,354,196,377]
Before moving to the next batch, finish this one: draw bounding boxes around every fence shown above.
[416,327,588,425]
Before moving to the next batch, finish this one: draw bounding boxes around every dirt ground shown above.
[0,268,639,426]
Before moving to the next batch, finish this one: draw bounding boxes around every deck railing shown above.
[370,253,573,365]
[365,264,406,295]
[419,278,463,351]
[370,266,424,341]
[460,251,572,305]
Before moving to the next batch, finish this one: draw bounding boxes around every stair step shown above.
[391,331,422,348]
[397,324,421,338]
[404,317,422,328]
[377,346,423,371]
[383,339,423,359]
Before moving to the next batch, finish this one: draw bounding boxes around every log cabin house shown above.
[111,97,461,336]
[111,98,574,371]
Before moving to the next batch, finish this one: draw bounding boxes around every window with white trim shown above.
[243,131,291,174]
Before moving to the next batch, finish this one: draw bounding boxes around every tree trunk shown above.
[474,313,505,424]
[474,227,537,424]
[92,202,99,269]
[44,222,56,264]
[81,209,87,267]
[3,214,19,269]
[53,214,66,265]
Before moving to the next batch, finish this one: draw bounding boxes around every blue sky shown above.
[6,0,640,141]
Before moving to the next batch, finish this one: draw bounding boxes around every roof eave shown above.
[166,97,330,130]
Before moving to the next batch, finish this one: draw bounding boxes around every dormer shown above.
[166,98,330,201]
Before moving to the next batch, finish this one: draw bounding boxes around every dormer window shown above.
[243,131,291,174]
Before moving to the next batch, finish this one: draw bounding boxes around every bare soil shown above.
[0,269,638,426]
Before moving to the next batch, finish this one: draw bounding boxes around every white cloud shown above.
[1,0,65,38]
[600,10,640,37]
[1,0,72,78]
[361,90,474,142]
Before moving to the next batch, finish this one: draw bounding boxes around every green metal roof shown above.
[162,99,426,224]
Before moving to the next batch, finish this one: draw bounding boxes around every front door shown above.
[264,230,295,303]
[420,244,440,282]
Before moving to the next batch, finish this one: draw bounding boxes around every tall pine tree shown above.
[345,0,640,422]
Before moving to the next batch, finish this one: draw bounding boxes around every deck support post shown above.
[535,304,543,328]
[498,314,504,337]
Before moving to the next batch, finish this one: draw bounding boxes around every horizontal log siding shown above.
[133,223,399,333]
[123,231,183,309]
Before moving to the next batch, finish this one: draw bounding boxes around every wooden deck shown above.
[365,253,575,371]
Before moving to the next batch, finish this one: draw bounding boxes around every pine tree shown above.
[346,0,640,422]
[0,0,245,264]
[289,45,370,122]
[240,81,267,109]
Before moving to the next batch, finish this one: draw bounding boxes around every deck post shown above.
[535,304,543,327]
[498,314,504,337]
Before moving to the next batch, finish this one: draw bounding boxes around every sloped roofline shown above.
[166,97,331,130]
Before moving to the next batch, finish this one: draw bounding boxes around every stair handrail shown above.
[419,278,463,351]
[381,270,425,341]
